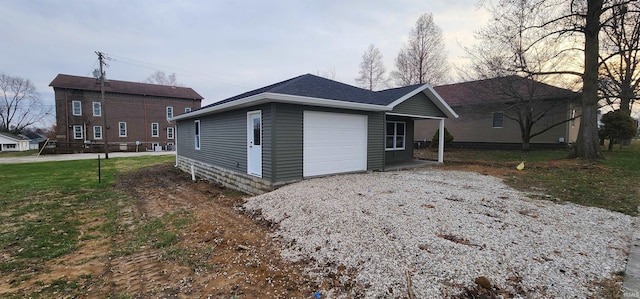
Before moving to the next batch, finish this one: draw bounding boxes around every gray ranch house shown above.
[172,74,457,194]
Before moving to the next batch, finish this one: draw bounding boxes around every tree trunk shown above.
[572,0,605,160]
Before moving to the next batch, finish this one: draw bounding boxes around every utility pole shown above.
[96,51,109,159]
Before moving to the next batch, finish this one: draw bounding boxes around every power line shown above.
[107,53,253,89]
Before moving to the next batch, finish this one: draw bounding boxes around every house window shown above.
[385,121,405,150]
[571,109,576,128]
[185,107,191,113]
[492,112,504,128]
[151,122,159,137]
[167,127,174,139]
[93,126,102,139]
[119,122,127,137]
[6,144,16,149]
[72,101,82,116]
[194,120,200,150]
[93,102,102,116]
[166,106,174,119]
[73,125,83,140]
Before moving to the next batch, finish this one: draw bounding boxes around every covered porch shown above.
[383,113,447,170]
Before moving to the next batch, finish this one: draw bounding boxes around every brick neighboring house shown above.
[50,74,203,153]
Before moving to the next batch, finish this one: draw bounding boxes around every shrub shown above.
[432,127,453,146]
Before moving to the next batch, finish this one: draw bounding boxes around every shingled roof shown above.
[49,74,203,100]
[433,76,578,106]
[175,74,457,121]
[201,74,432,109]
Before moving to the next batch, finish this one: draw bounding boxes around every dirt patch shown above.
[0,164,318,298]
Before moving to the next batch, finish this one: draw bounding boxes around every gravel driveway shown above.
[244,169,633,298]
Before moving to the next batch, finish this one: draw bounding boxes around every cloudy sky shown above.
[1,0,489,115]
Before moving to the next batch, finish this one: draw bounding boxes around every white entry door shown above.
[247,111,262,177]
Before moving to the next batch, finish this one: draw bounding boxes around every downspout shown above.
[174,122,179,167]
[438,119,444,163]
[144,95,148,150]
[65,90,69,151]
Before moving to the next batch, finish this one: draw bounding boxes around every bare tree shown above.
[355,44,387,90]
[463,0,580,151]
[0,73,50,134]
[391,13,449,86]
[599,1,640,116]
[313,67,338,80]
[472,0,638,159]
[144,70,180,86]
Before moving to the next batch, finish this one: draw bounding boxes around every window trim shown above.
[492,111,504,128]
[166,106,174,119]
[194,120,200,150]
[118,122,127,137]
[92,102,102,117]
[72,101,82,116]
[73,125,83,140]
[167,127,174,139]
[151,122,159,137]
[93,126,102,140]
[385,121,406,151]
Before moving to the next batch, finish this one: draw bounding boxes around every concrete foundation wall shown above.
[177,156,273,195]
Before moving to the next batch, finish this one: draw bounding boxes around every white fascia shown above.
[171,92,390,121]
[385,112,446,120]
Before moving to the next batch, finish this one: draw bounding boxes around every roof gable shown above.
[49,74,203,100]
[434,76,578,107]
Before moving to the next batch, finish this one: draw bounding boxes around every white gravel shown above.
[243,170,634,298]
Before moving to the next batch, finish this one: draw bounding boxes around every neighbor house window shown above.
[385,121,405,150]
[167,127,174,139]
[92,102,102,116]
[119,122,127,137]
[93,126,102,139]
[151,122,159,137]
[194,120,200,150]
[73,125,83,140]
[185,107,191,113]
[570,109,576,128]
[6,144,16,149]
[166,106,174,119]
[492,112,504,128]
[72,101,82,116]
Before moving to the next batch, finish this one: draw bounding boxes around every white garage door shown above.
[303,111,367,177]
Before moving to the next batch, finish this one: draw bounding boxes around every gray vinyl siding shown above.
[392,92,446,117]
[385,116,415,164]
[176,104,273,181]
[176,120,196,158]
[270,103,303,183]
[368,112,385,171]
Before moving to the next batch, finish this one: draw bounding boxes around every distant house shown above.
[172,74,458,194]
[49,74,203,153]
[415,76,580,149]
[0,132,31,152]
[22,131,48,150]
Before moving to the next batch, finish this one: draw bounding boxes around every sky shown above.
[1,0,490,125]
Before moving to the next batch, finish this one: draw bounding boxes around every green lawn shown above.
[428,140,640,215]
[0,155,175,276]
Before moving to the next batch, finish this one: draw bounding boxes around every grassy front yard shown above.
[0,155,175,296]
[416,139,640,215]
